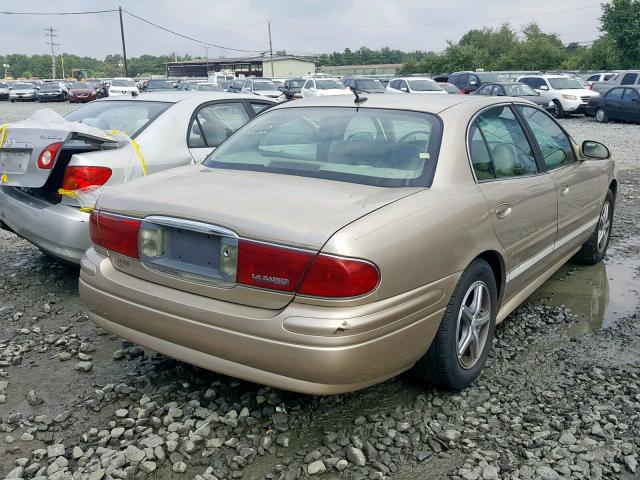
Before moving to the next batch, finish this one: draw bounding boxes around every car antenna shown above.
[350,87,367,106]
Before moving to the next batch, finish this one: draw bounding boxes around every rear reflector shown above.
[62,166,112,191]
[37,142,63,169]
[236,240,313,292]
[89,211,141,258]
[298,254,379,298]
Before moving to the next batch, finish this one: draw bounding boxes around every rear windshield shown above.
[70,82,91,89]
[14,84,33,90]
[64,100,171,137]
[147,80,173,89]
[204,107,442,187]
[196,83,223,91]
[253,81,278,91]
[477,73,508,82]
[354,79,385,90]
[407,79,442,92]
[316,79,345,90]
[111,79,135,87]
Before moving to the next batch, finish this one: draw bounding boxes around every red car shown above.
[438,82,464,94]
[68,82,101,103]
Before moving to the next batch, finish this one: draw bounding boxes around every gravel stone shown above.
[345,446,367,466]
[307,460,326,475]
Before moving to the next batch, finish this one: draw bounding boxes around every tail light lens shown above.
[236,240,379,297]
[89,211,141,258]
[298,254,379,298]
[37,142,63,169]
[236,240,313,292]
[62,166,112,191]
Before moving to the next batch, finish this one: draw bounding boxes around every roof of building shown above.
[166,55,315,66]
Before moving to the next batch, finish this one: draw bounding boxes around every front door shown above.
[469,105,558,289]
[516,105,602,252]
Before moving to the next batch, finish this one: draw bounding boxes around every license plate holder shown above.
[0,149,32,174]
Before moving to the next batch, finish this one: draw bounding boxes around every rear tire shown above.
[575,190,614,265]
[414,259,497,390]
[595,108,608,123]
[552,100,565,118]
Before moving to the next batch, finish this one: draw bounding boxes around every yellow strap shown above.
[1,173,8,184]
[57,188,80,199]
[106,129,147,175]
[80,207,94,213]
[0,124,7,184]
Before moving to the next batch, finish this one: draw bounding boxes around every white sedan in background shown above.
[108,78,140,96]
[300,78,352,98]
[0,92,275,264]
[386,77,447,94]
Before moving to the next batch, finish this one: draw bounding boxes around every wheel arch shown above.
[474,250,505,306]
[608,179,617,200]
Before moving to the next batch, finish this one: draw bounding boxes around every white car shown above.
[517,74,599,118]
[108,78,139,96]
[585,72,617,86]
[241,78,286,102]
[300,78,352,98]
[386,77,446,94]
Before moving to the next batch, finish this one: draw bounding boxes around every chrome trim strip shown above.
[143,215,238,238]
[506,216,599,283]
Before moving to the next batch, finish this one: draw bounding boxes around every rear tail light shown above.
[62,166,112,191]
[37,142,63,169]
[89,211,141,258]
[236,240,379,297]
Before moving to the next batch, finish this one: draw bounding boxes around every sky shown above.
[0,0,605,59]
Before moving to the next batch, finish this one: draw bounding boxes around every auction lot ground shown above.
[1,101,639,480]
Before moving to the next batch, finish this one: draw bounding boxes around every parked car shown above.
[241,78,286,101]
[0,92,276,264]
[473,82,550,107]
[448,71,509,94]
[517,74,599,118]
[386,77,446,94]
[9,82,37,102]
[108,78,139,96]
[585,73,616,86]
[281,78,305,100]
[194,83,224,92]
[145,79,175,92]
[68,82,101,103]
[0,81,9,100]
[36,82,68,102]
[342,77,386,94]
[585,86,640,123]
[300,78,351,98]
[590,70,640,95]
[438,82,463,94]
[78,94,616,395]
[229,78,246,93]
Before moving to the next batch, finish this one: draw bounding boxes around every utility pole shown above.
[45,27,59,79]
[60,55,65,79]
[118,6,129,77]
[267,22,274,77]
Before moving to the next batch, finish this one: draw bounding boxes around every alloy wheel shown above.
[597,201,611,252]
[456,281,491,369]
[596,109,606,122]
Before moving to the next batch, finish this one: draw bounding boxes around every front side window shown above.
[204,107,443,188]
[474,106,538,178]
[504,84,537,96]
[407,79,442,92]
[189,102,249,148]
[621,73,638,85]
[548,78,583,90]
[606,88,624,101]
[517,105,575,170]
[623,88,640,102]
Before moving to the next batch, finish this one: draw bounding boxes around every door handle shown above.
[495,203,512,219]
[560,184,570,196]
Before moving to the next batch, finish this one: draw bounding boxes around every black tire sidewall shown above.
[596,108,608,123]
[552,100,564,118]
[597,191,615,256]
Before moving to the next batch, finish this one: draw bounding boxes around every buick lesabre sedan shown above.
[80,95,616,394]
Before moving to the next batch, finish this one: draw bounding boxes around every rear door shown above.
[187,101,251,163]
[621,72,638,86]
[621,88,640,121]
[604,88,625,120]
[469,104,558,289]
[516,104,602,253]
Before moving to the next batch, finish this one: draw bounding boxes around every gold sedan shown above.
[79,94,616,394]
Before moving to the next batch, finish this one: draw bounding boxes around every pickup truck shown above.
[591,71,640,95]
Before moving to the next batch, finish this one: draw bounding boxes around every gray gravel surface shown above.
[1,106,639,480]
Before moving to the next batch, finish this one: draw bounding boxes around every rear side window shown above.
[473,106,538,178]
[621,73,638,85]
[623,88,639,102]
[587,74,599,82]
[189,102,249,148]
[606,88,624,100]
[517,105,575,170]
[469,123,496,181]
[204,107,443,188]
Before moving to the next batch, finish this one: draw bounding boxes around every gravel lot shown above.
[1,103,639,480]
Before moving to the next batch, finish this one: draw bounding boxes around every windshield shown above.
[147,80,173,90]
[71,82,91,90]
[316,79,346,90]
[253,81,278,91]
[196,83,223,91]
[477,73,508,82]
[40,84,62,91]
[407,79,442,92]
[287,79,305,88]
[204,107,442,188]
[64,100,171,137]
[111,79,135,87]
[548,78,583,90]
[504,84,537,96]
[354,79,385,91]
[14,84,33,90]
[0,83,7,88]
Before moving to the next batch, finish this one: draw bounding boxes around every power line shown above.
[0,9,117,15]
[122,9,264,53]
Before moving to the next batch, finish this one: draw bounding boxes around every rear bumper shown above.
[0,187,90,263]
[79,247,455,394]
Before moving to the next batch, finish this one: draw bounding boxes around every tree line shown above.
[2,0,638,79]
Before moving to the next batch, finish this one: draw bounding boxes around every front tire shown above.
[415,259,497,390]
[595,108,608,123]
[552,100,565,118]
[575,190,614,265]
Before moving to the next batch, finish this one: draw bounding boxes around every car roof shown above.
[270,92,521,115]
[392,77,435,81]
[94,91,269,104]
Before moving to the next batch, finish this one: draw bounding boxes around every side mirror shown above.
[469,80,477,86]
[581,140,610,160]
[400,87,409,92]
[539,85,549,91]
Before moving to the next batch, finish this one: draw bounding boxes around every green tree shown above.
[601,0,640,68]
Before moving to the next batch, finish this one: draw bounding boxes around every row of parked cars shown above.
[0,78,617,394]
[0,79,115,103]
